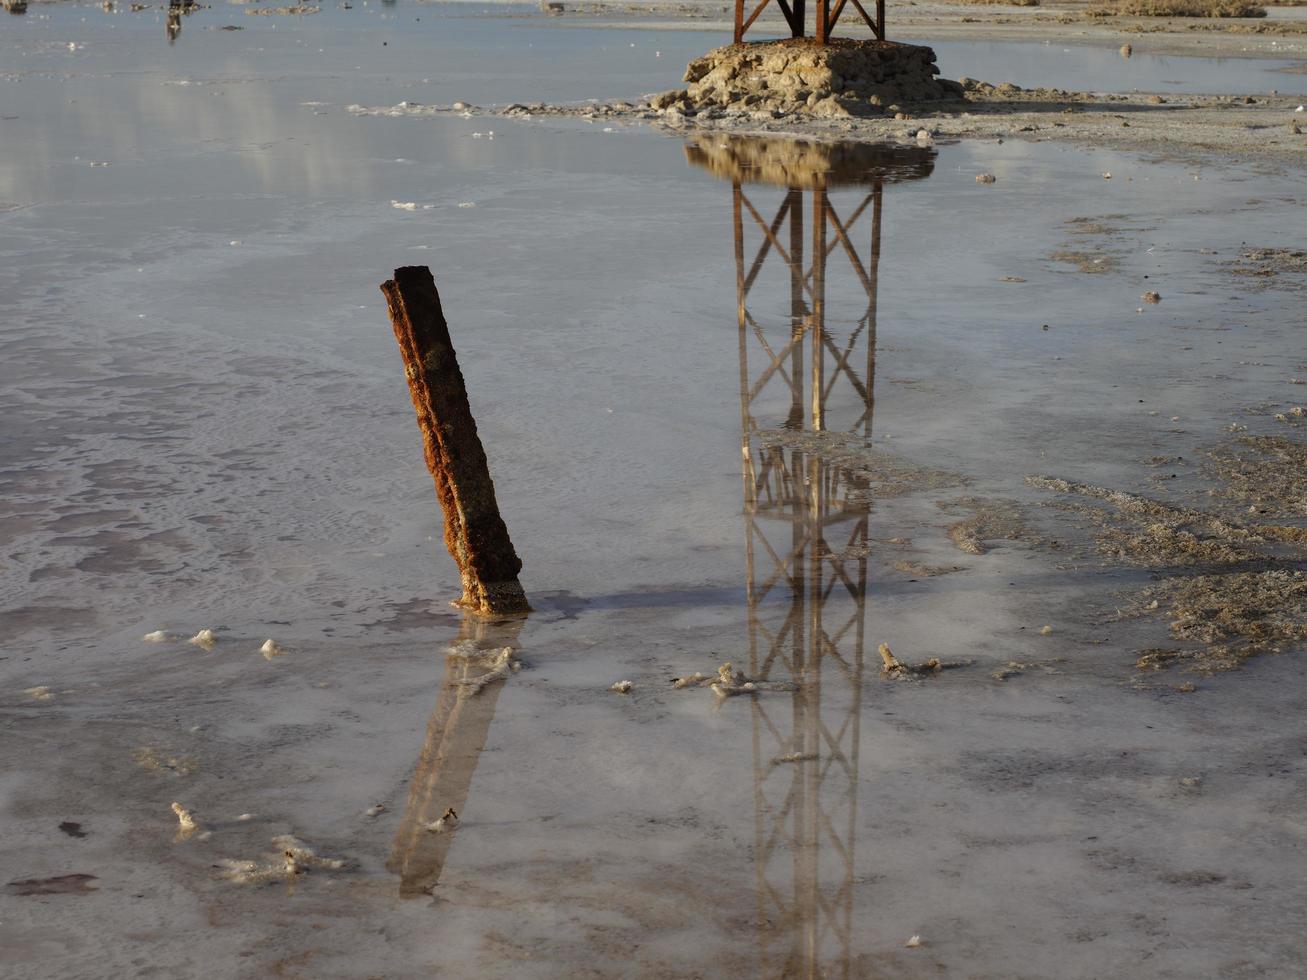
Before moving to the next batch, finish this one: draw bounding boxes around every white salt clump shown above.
[425,807,458,833]
[905,935,923,948]
[450,645,520,695]
[610,680,633,694]
[143,630,170,642]
[218,835,347,885]
[171,802,198,833]
[457,202,476,208]
[236,813,255,821]
[1040,625,1053,635]
[364,803,386,817]
[24,686,54,701]
[673,662,797,698]
[189,629,217,649]
[259,639,284,660]
[1289,406,1305,417]
[391,200,417,211]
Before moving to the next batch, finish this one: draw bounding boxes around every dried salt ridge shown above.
[656,39,965,120]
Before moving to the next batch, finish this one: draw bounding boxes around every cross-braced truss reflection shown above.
[690,135,934,978]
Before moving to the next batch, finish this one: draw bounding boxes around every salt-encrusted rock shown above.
[679,38,963,118]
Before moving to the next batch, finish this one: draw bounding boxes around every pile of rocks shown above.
[651,38,965,120]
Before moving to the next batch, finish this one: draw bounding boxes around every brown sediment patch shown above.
[132,746,199,776]
[992,658,1065,680]
[1087,0,1266,14]
[1049,249,1119,274]
[938,496,1026,555]
[1029,447,1307,674]
[1025,475,1280,566]
[1135,569,1307,673]
[1208,436,1307,517]
[757,429,968,500]
[1230,247,1307,289]
[1063,214,1144,237]
[892,559,965,577]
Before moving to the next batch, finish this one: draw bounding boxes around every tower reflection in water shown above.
[687,135,935,978]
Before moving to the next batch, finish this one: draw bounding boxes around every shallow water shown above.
[4,0,1307,101]
[3,7,1307,980]
[920,36,1307,95]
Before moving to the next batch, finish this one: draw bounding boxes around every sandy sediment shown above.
[350,71,1307,165]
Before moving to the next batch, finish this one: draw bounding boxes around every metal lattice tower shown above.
[734,0,885,45]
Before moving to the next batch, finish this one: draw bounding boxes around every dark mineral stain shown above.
[59,821,87,838]
[6,874,99,896]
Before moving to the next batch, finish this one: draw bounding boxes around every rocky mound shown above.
[651,38,965,120]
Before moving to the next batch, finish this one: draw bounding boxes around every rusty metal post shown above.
[815,0,828,43]
[381,266,529,616]
[734,0,744,43]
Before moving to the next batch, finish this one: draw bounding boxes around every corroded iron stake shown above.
[381,266,529,615]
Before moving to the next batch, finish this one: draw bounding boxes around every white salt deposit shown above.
[189,629,217,650]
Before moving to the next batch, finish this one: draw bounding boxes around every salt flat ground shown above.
[1,4,1306,979]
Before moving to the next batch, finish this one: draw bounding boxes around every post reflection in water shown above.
[687,135,935,978]
[166,0,197,43]
[387,615,524,898]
